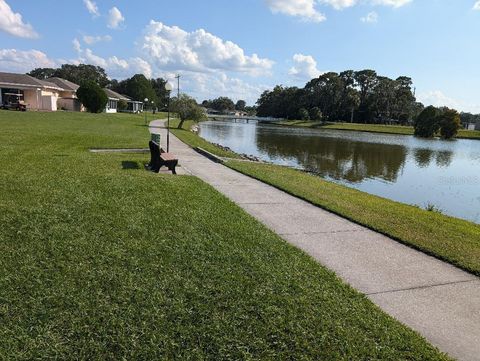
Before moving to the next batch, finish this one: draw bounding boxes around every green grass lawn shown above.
[226,161,480,276]
[0,110,450,360]
[274,120,480,139]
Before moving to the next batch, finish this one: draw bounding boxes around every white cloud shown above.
[0,49,55,73]
[180,72,268,105]
[107,7,125,29]
[139,21,274,76]
[361,11,378,22]
[0,0,38,38]
[320,0,357,10]
[418,90,480,113]
[83,35,112,45]
[72,42,152,79]
[370,0,412,8]
[83,0,99,17]
[289,53,322,80]
[474,1,480,10]
[265,0,326,22]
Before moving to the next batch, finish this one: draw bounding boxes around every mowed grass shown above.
[169,119,241,159]
[274,120,480,139]
[227,161,480,276]
[0,110,450,360]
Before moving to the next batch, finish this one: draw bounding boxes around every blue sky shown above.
[1,0,479,111]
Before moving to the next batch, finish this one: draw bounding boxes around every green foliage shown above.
[235,100,246,111]
[171,94,206,128]
[203,97,236,112]
[117,99,128,112]
[309,107,323,121]
[76,82,108,113]
[125,74,157,104]
[27,67,56,79]
[29,64,110,87]
[439,108,461,139]
[256,70,418,123]
[298,108,310,120]
[414,106,440,138]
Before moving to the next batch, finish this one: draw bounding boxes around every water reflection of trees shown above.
[413,148,454,168]
[255,131,408,183]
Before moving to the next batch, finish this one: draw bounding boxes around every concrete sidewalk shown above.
[150,120,480,361]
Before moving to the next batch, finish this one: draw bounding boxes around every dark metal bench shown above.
[148,140,178,175]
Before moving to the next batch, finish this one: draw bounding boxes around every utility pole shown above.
[175,74,180,98]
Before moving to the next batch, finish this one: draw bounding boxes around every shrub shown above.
[414,106,440,138]
[118,99,128,112]
[77,82,108,113]
[309,107,323,121]
[298,108,310,121]
[439,108,461,139]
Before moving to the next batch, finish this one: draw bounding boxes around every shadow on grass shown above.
[122,161,141,170]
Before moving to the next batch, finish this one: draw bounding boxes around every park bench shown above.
[148,140,178,175]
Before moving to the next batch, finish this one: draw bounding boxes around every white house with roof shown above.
[103,88,144,114]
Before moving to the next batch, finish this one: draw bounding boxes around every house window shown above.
[108,100,117,109]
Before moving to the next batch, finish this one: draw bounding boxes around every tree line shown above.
[256,70,423,124]
[28,64,170,109]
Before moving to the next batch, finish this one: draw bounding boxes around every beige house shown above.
[46,77,84,112]
[0,72,64,111]
[0,71,143,113]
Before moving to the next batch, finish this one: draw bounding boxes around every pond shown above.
[198,120,480,224]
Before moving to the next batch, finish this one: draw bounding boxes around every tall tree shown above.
[28,68,56,79]
[54,64,110,87]
[235,100,246,111]
[125,74,157,104]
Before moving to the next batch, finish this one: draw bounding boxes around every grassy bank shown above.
[0,110,449,359]
[169,119,241,158]
[226,161,480,276]
[169,119,480,275]
[273,120,480,139]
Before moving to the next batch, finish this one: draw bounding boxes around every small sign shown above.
[151,133,161,144]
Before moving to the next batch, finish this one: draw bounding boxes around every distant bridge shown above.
[207,114,283,123]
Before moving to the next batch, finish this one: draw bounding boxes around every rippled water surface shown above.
[198,120,480,223]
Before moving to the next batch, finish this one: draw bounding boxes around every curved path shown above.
[150,120,480,361]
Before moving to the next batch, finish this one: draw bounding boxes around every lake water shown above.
[198,120,480,224]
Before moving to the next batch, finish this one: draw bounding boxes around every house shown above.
[46,77,84,112]
[0,71,143,113]
[0,72,64,111]
[103,88,143,114]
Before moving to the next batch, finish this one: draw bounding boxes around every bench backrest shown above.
[149,140,161,171]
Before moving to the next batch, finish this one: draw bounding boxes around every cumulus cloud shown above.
[0,0,38,38]
[320,0,357,10]
[361,11,378,22]
[289,53,322,80]
[180,72,269,105]
[83,0,99,16]
[72,41,152,79]
[370,0,412,7]
[139,21,274,76]
[418,90,480,113]
[265,0,326,22]
[474,1,480,10]
[107,7,125,29]
[83,34,112,45]
[0,49,55,73]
